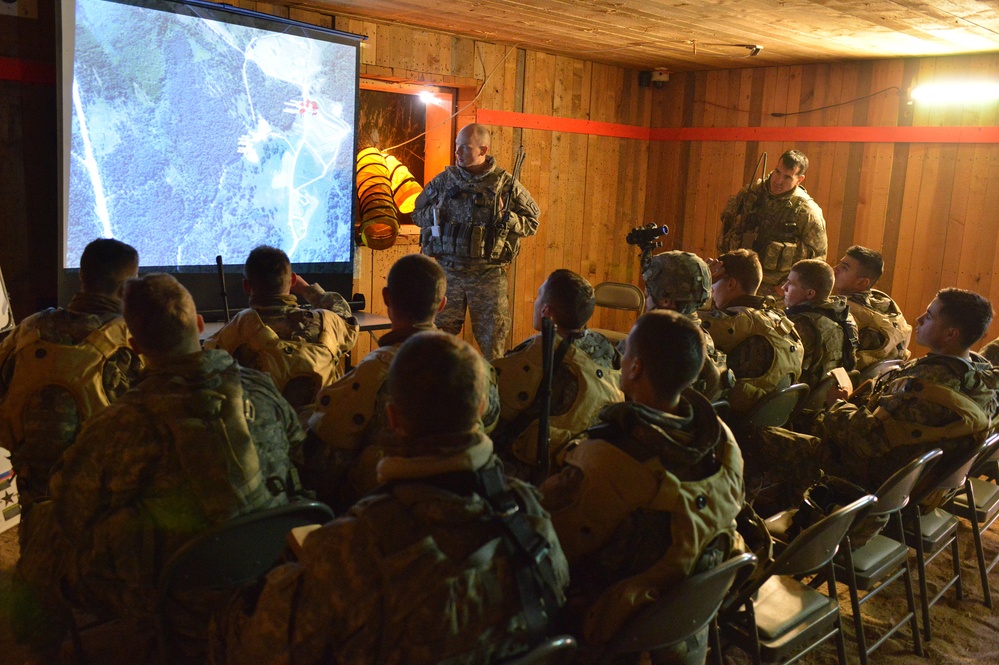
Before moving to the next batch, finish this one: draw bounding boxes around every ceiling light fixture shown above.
[911,81,999,104]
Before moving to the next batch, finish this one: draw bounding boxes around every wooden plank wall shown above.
[240,4,653,355]
[647,54,999,352]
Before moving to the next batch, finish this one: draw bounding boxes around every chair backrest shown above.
[498,635,578,665]
[604,553,758,656]
[158,501,335,599]
[873,448,944,516]
[726,495,876,612]
[856,358,903,386]
[594,282,645,313]
[910,434,998,504]
[740,383,809,430]
[798,374,841,413]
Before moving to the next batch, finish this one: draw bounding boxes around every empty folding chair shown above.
[947,432,999,609]
[589,282,645,342]
[716,495,877,665]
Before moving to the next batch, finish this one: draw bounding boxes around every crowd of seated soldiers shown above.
[1,237,997,665]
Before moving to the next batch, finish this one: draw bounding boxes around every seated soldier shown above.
[204,245,358,413]
[16,274,303,657]
[492,269,623,480]
[760,288,999,496]
[781,259,858,389]
[702,249,803,414]
[216,331,569,665]
[643,250,733,401]
[0,238,142,526]
[540,311,744,661]
[306,254,499,511]
[832,245,912,369]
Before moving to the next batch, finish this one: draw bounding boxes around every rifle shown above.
[724,152,769,250]
[533,315,556,485]
[489,146,527,261]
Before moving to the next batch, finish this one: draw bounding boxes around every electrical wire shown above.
[380,43,523,153]
[770,86,900,117]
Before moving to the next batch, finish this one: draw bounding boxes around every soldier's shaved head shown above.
[80,238,139,296]
[455,124,491,171]
[387,331,488,439]
[385,254,446,323]
[244,245,292,296]
[457,123,491,146]
[123,273,201,358]
[534,269,594,331]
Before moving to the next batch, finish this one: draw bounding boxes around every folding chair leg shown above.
[709,618,723,665]
[839,544,869,665]
[901,556,925,657]
[966,483,994,608]
[952,537,963,602]
[910,513,933,642]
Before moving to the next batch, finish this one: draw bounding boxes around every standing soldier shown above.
[412,124,540,360]
[718,149,827,294]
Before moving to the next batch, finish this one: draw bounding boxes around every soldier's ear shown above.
[196,314,205,335]
[242,278,252,295]
[128,336,143,356]
[857,276,872,291]
[386,402,405,436]
[437,295,448,314]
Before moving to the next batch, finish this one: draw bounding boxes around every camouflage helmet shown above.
[643,251,711,313]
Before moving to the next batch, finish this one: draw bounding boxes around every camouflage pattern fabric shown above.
[0,292,141,513]
[540,394,744,653]
[847,289,912,369]
[305,324,502,512]
[491,330,624,480]
[755,351,999,497]
[703,295,803,413]
[204,286,359,409]
[718,181,827,290]
[436,264,511,361]
[982,338,999,367]
[786,296,858,389]
[213,436,569,665]
[411,156,540,269]
[692,312,732,402]
[17,350,301,646]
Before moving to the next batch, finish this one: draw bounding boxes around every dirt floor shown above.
[2,519,999,664]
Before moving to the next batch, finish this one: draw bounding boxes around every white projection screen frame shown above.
[57,0,362,313]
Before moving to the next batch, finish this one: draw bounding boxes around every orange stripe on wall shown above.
[0,57,55,85]
[477,108,999,144]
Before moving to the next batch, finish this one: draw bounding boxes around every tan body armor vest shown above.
[134,360,276,529]
[704,305,804,413]
[493,335,623,469]
[0,318,131,451]
[560,412,744,644]
[787,300,858,387]
[847,290,912,369]
[222,308,341,408]
[870,356,994,447]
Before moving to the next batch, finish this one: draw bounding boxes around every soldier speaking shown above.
[717,149,827,294]
[412,123,540,360]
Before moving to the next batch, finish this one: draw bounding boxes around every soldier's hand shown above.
[706,258,725,282]
[290,272,311,296]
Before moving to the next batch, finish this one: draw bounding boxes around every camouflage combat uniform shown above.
[214,431,569,665]
[540,395,744,660]
[204,284,359,413]
[491,330,624,481]
[846,289,912,369]
[981,338,999,367]
[17,350,302,647]
[785,297,859,389]
[702,295,804,414]
[412,156,540,360]
[0,292,142,514]
[643,251,733,401]
[757,352,999,497]
[718,181,827,291]
[305,324,501,512]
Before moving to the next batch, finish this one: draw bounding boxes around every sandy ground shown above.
[2,519,999,664]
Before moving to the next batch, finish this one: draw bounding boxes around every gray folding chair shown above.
[499,635,577,665]
[733,383,809,431]
[947,433,999,609]
[589,282,645,342]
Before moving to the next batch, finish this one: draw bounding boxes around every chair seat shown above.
[845,535,910,589]
[905,508,959,550]
[951,478,999,523]
[753,576,837,640]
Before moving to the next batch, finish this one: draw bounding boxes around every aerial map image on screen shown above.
[66,0,356,269]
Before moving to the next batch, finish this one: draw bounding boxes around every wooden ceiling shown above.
[281,0,999,71]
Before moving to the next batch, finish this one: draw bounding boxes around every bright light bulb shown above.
[911,81,999,105]
[418,91,435,105]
